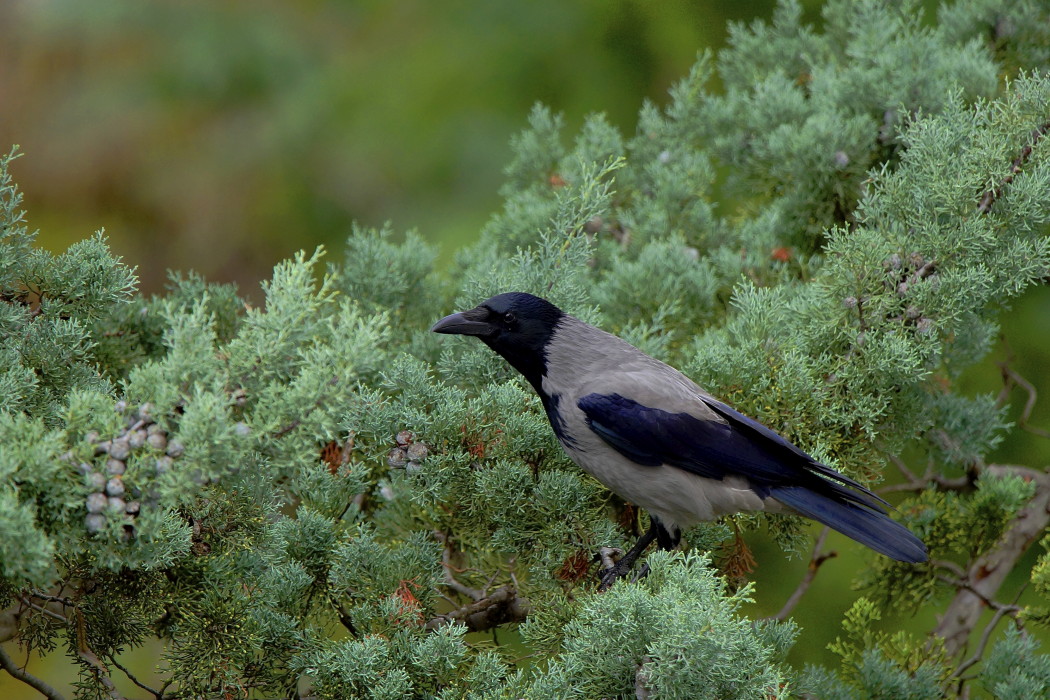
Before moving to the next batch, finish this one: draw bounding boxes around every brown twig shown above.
[951,605,1021,683]
[772,528,837,621]
[479,568,501,599]
[977,121,1050,213]
[19,596,68,624]
[877,475,973,494]
[434,531,484,602]
[876,451,973,494]
[933,573,1021,613]
[108,654,164,700]
[27,592,75,607]
[885,450,921,485]
[440,563,484,601]
[425,584,530,633]
[999,363,1050,440]
[78,648,125,699]
[930,558,967,579]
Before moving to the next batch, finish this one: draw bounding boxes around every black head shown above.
[431,292,565,391]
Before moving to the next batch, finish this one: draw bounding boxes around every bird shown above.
[431,292,928,589]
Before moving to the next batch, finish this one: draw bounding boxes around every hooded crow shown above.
[432,292,928,588]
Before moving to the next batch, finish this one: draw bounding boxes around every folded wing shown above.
[577,392,927,563]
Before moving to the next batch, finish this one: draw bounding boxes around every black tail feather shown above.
[771,486,928,563]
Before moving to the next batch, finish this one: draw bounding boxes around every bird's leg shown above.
[655,520,682,550]
[598,519,660,591]
[628,520,682,584]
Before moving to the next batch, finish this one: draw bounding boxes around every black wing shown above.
[577,392,927,562]
[577,392,877,506]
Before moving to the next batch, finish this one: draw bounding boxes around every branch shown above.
[978,120,1050,213]
[440,559,484,602]
[877,449,974,494]
[931,465,1050,656]
[328,596,358,638]
[108,654,163,700]
[930,558,967,579]
[951,605,1021,683]
[0,643,65,700]
[878,475,972,494]
[635,654,653,700]
[772,528,837,621]
[3,589,128,699]
[425,585,531,633]
[78,648,124,699]
[884,450,921,484]
[999,362,1050,440]
[20,596,68,624]
[433,531,484,601]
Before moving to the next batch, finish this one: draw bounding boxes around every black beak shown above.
[430,309,493,336]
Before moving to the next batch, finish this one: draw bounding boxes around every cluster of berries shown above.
[72,402,184,537]
[387,430,428,476]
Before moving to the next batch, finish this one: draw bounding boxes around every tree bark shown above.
[426,585,530,632]
[932,466,1050,656]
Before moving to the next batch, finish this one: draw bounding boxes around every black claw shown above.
[598,559,655,590]
[598,561,633,591]
[595,518,664,590]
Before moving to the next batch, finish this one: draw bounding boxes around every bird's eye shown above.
[503,311,516,326]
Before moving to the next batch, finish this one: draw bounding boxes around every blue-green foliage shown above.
[3,1,1050,698]
[982,627,1050,698]
[518,551,796,699]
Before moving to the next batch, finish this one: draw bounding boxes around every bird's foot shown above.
[595,518,666,590]
[598,558,653,590]
[597,545,648,591]
[598,559,633,591]
[597,546,624,570]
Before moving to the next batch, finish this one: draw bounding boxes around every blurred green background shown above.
[0,0,823,298]
[3,0,1049,697]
